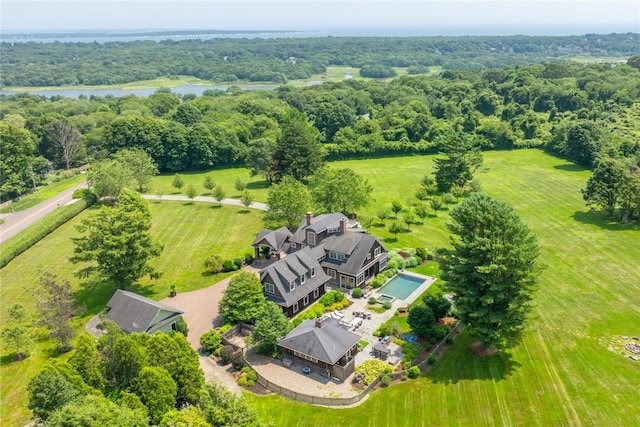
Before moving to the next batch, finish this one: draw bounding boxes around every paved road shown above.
[0,182,88,244]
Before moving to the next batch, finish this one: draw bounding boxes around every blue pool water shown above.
[377,273,425,300]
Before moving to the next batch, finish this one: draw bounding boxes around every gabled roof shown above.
[260,247,330,307]
[252,226,292,252]
[322,233,386,276]
[106,290,183,334]
[278,318,360,364]
[290,213,346,245]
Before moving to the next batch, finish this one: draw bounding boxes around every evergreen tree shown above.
[439,193,541,350]
[433,131,483,193]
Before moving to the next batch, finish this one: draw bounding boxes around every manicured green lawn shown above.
[3,149,640,425]
[0,201,262,425]
[149,167,270,201]
[0,174,87,213]
[244,149,640,425]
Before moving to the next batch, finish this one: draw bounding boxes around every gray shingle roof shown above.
[252,227,292,252]
[322,233,383,276]
[260,247,329,307]
[290,213,346,244]
[106,290,183,334]
[278,318,360,364]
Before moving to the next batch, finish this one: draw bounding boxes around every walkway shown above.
[0,182,87,244]
[142,194,268,211]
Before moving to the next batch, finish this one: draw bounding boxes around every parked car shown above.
[380,335,391,345]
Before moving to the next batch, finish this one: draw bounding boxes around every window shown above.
[379,257,388,270]
[328,226,339,233]
[374,247,381,257]
[264,283,275,294]
[313,288,320,298]
[293,302,299,313]
[307,231,316,246]
[317,254,326,262]
[340,275,355,289]
[290,280,295,291]
[291,243,296,249]
[311,267,316,277]
[356,272,365,285]
[327,269,336,279]
[294,351,318,363]
[329,251,346,261]
[300,274,306,284]
[304,295,309,305]
[367,253,372,260]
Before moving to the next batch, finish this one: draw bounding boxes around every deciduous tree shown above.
[47,120,83,170]
[47,395,149,427]
[438,193,541,350]
[134,366,177,425]
[407,304,436,338]
[32,271,79,351]
[1,304,33,360]
[71,189,162,288]
[251,301,292,353]
[308,167,372,214]
[88,158,134,200]
[266,176,311,230]
[219,271,266,324]
[114,147,159,192]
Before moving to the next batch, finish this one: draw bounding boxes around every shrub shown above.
[176,317,188,337]
[243,252,254,265]
[401,342,420,363]
[433,325,449,340]
[408,366,421,379]
[237,367,258,387]
[427,354,436,365]
[405,256,418,268]
[213,347,222,357]
[352,288,363,298]
[72,188,97,205]
[355,359,393,385]
[319,290,345,307]
[200,329,222,355]
[217,324,233,334]
[222,259,239,272]
[1,199,87,268]
[230,351,244,370]
[233,258,244,269]
[385,269,397,278]
[380,374,391,387]
[242,366,258,383]
[382,301,392,310]
[370,274,388,288]
[219,345,235,364]
[204,255,223,274]
[291,318,303,328]
[374,324,392,337]
[368,297,378,305]
[445,337,454,345]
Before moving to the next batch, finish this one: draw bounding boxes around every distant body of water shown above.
[0,84,280,98]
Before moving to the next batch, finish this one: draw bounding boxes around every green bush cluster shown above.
[408,366,421,379]
[369,274,388,288]
[237,367,258,387]
[1,199,87,268]
[354,359,393,385]
[221,258,243,272]
[352,288,363,298]
[319,290,346,307]
[199,329,222,355]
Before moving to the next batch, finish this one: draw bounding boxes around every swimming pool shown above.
[376,273,425,300]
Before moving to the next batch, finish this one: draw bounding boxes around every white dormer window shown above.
[264,283,275,294]
[328,226,339,233]
[300,274,306,284]
[367,253,372,260]
[374,247,381,257]
[311,267,316,277]
[307,231,316,246]
[290,280,295,291]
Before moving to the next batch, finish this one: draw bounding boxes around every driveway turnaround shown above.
[159,274,242,394]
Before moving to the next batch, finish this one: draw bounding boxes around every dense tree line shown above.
[1,60,639,219]
[2,34,639,87]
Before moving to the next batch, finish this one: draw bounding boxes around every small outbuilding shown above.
[277,316,360,381]
[106,289,184,334]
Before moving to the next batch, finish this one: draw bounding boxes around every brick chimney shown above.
[340,217,347,235]
[306,212,313,226]
[315,317,326,329]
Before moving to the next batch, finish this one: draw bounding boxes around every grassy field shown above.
[2,149,640,425]
[0,202,262,425]
[0,174,87,213]
[243,149,640,426]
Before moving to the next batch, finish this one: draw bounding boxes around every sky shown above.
[1,0,639,35]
